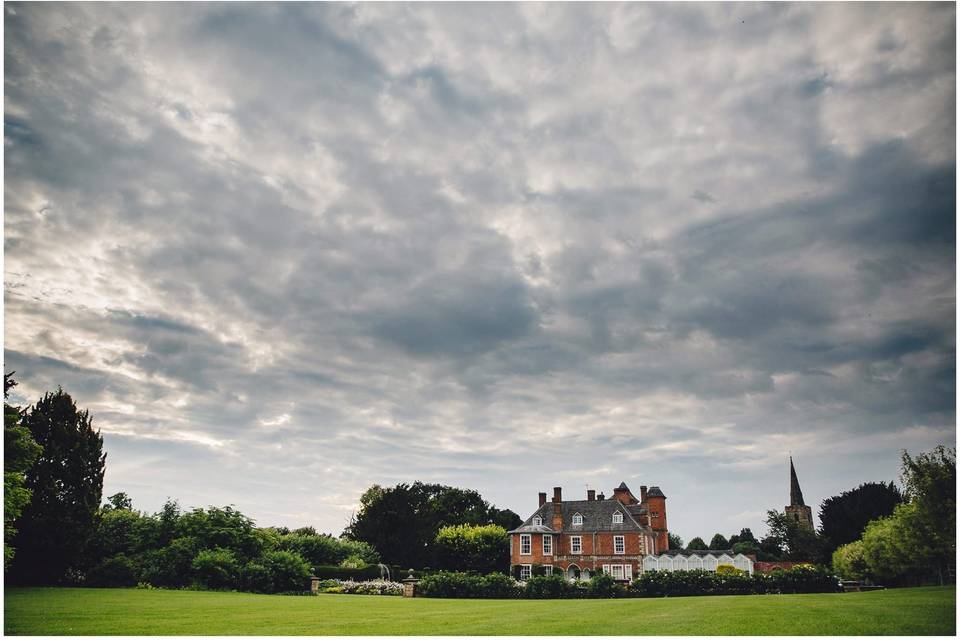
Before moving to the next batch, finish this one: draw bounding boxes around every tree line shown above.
[669,450,954,586]
[4,375,521,588]
[5,373,952,589]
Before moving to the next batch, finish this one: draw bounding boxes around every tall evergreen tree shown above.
[4,373,41,569]
[818,481,903,553]
[709,533,730,549]
[9,388,105,584]
[686,536,708,551]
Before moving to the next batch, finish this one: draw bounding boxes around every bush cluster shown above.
[418,566,839,599]
[317,579,403,596]
[418,572,522,598]
[83,503,375,594]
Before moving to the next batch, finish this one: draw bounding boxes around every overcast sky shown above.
[4,3,955,542]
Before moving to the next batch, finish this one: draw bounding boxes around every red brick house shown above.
[508,482,667,581]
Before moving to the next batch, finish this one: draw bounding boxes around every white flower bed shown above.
[317,579,404,596]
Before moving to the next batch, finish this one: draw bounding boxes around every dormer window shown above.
[572,513,583,526]
[612,512,624,524]
[532,516,542,526]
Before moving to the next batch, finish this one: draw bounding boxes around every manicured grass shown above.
[4,586,955,635]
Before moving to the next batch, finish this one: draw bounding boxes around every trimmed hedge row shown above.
[311,564,383,581]
[418,566,840,599]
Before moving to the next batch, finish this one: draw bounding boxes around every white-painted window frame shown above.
[572,513,583,526]
[520,534,532,555]
[544,565,553,576]
[532,516,542,526]
[612,511,623,524]
[520,564,532,580]
[614,535,625,554]
[542,534,552,555]
[570,535,582,554]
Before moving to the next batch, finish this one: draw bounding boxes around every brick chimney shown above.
[539,492,547,507]
[640,486,648,502]
[597,492,605,501]
[587,489,596,501]
[551,487,563,531]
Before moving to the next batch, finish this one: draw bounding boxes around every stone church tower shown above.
[785,456,814,529]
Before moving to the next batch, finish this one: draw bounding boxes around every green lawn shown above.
[4,586,955,635]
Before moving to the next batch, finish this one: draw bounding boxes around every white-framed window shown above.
[611,565,624,580]
[544,565,553,576]
[543,534,553,555]
[624,564,633,580]
[612,511,623,524]
[614,535,625,554]
[602,564,610,574]
[520,534,531,555]
[570,536,582,554]
[520,564,532,580]
[651,511,660,518]
[532,516,542,526]
[572,513,583,526]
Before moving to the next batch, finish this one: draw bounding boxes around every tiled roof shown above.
[513,499,651,533]
[646,486,666,498]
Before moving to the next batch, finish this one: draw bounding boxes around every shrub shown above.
[586,573,624,598]
[191,548,240,590]
[138,537,197,588]
[319,579,403,596]
[523,574,578,599]
[435,524,509,574]
[768,565,840,594]
[715,564,743,576]
[240,561,273,593]
[630,569,717,597]
[86,554,138,587]
[279,534,380,568]
[339,555,368,569]
[833,540,868,580]
[261,550,312,593]
[418,571,521,598]
[479,572,521,598]
[629,567,838,597]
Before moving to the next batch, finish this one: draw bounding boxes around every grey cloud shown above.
[3,2,954,541]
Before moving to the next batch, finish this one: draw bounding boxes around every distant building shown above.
[785,456,814,530]
[508,482,665,581]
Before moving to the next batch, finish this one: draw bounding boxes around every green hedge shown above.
[418,572,521,598]
[311,564,383,581]
[418,566,839,599]
[631,566,838,597]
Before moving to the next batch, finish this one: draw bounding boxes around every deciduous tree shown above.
[3,373,41,569]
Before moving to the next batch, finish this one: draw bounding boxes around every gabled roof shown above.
[510,499,652,533]
[646,486,666,499]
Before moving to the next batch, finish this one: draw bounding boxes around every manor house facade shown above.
[508,482,666,581]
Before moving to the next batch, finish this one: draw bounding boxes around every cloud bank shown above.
[4,3,954,539]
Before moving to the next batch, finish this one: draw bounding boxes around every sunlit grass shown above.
[5,585,954,635]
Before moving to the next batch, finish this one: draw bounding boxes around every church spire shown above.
[789,456,805,506]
